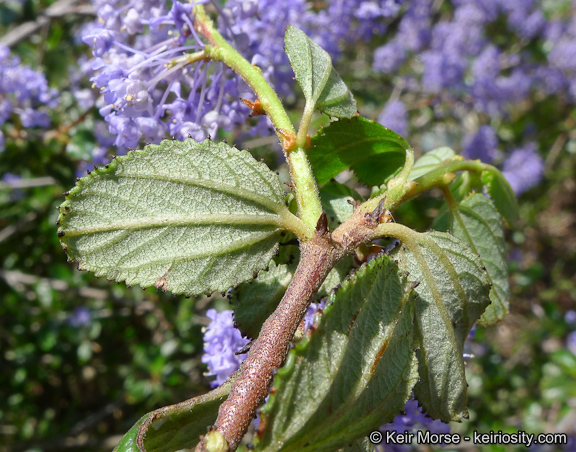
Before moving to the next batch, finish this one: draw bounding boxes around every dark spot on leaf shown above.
[57,231,65,237]
[370,337,391,375]
[346,309,361,335]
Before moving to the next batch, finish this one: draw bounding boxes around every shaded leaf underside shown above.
[255,256,418,452]
[113,378,233,452]
[395,230,490,421]
[433,194,509,326]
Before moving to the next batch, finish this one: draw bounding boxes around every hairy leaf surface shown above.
[284,26,356,118]
[308,117,410,186]
[113,379,232,452]
[58,139,304,295]
[433,194,509,326]
[395,230,490,421]
[254,256,418,452]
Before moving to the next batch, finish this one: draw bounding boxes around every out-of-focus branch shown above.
[0,269,109,299]
[0,0,96,48]
[0,176,57,190]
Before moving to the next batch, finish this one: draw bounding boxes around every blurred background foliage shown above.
[1,0,576,451]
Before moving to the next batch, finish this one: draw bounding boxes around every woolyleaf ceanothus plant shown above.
[57,7,516,452]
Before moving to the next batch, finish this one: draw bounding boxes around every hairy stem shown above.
[199,219,344,451]
[361,157,500,215]
[195,204,392,451]
[193,5,322,233]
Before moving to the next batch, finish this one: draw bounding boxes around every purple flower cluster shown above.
[377,99,408,136]
[501,143,545,195]
[0,45,58,151]
[201,308,250,388]
[81,0,405,149]
[371,0,572,194]
[68,307,92,328]
[201,300,327,387]
[81,0,262,149]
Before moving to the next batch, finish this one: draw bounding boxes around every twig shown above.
[0,176,57,190]
[0,269,109,299]
[0,211,37,244]
[544,133,568,175]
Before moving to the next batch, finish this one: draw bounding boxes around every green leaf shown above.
[395,230,491,421]
[308,117,410,186]
[58,139,306,296]
[433,194,509,326]
[409,147,456,180]
[284,25,356,118]
[254,256,418,452]
[315,69,358,118]
[113,379,233,452]
[481,169,519,227]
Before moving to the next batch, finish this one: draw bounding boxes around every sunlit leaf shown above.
[409,147,456,180]
[284,25,356,118]
[481,169,519,227]
[308,117,410,186]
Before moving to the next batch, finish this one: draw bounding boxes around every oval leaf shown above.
[284,25,356,118]
[395,230,491,422]
[58,139,304,296]
[308,117,410,186]
[254,256,418,452]
[433,194,509,326]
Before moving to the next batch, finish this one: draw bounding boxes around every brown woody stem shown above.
[196,207,389,451]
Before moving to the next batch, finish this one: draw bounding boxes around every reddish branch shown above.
[196,205,389,451]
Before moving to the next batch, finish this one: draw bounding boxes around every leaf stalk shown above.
[193,5,322,234]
